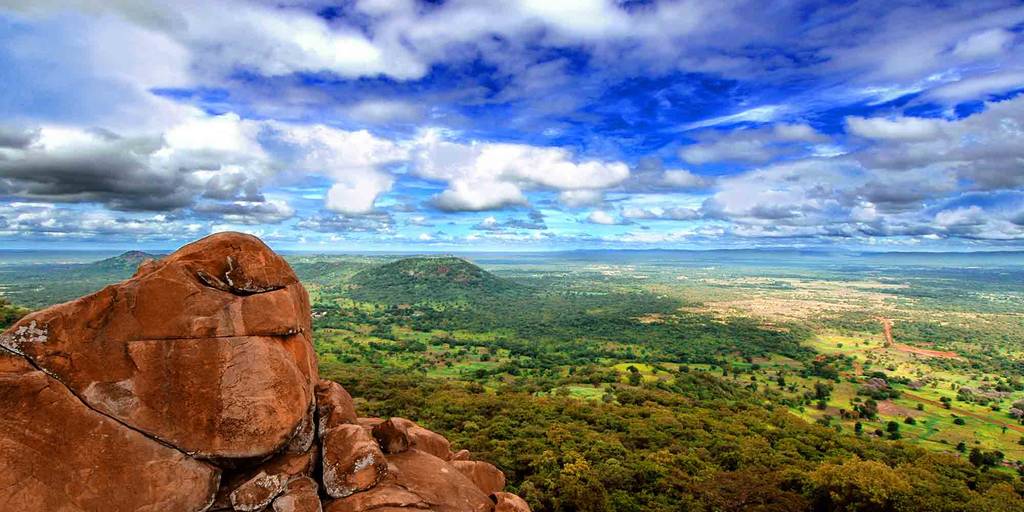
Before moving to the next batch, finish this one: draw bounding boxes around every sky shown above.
[0,0,1023,251]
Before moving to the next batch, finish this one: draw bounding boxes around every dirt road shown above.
[879,317,894,347]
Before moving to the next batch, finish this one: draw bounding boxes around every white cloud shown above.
[347,99,425,124]
[935,206,986,227]
[413,133,628,189]
[270,123,407,214]
[586,210,618,225]
[433,179,528,211]
[846,116,945,141]
[661,169,709,189]
[0,201,208,240]
[621,206,701,221]
[0,7,196,131]
[325,173,394,215]
[680,123,828,165]
[953,28,1015,59]
[682,105,788,131]
[0,112,276,211]
[413,129,629,211]
[558,189,604,208]
[850,95,1024,190]
[926,71,1024,102]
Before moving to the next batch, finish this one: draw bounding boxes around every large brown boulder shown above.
[0,232,531,512]
[322,424,389,498]
[0,232,317,459]
[373,417,453,459]
[325,449,494,512]
[317,379,358,431]
[493,492,532,512]
[0,350,220,511]
[272,477,323,512]
[453,460,507,496]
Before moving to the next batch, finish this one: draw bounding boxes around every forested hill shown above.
[346,256,518,304]
[90,250,160,271]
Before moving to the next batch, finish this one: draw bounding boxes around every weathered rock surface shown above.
[0,232,316,458]
[453,460,507,496]
[373,417,453,460]
[0,232,529,512]
[0,350,220,512]
[493,492,532,512]
[325,449,493,512]
[272,477,323,512]
[230,470,289,511]
[322,424,389,498]
[316,379,358,431]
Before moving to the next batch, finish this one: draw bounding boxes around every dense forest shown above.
[324,362,1024,512]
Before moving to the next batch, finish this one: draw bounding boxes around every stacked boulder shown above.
[0,232,529,512]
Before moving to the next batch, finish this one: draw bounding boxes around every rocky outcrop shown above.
[0,232,529,512]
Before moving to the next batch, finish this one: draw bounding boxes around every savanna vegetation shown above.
[3,249,1024,510]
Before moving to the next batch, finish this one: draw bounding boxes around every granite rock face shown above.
[0,232,529,512]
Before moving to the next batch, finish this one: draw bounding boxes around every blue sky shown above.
[1,0,1023,251]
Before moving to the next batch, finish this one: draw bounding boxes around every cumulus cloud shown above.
[0,202,206,241]
[623,160,713,192]
[558,189,604,208]
[267,123,407,214]
[680,123,828,165]
[414,130,629,211]
[3,1,1024,247]
[0,114,274,211]
[433,179,528,212]
[0,112,420,221]
[586,210,622,225]
[696,98,1024,241]
[932,205,1024,240]
[848,95,1024,191]
[846,116,945,141]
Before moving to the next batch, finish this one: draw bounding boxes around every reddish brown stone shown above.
[273,477,323,512]
[316,379,358,431]
[0,232,530,512]
[324,485,427,512]
[357,416,384,429]
[322,423,389,498]
[230,470,288,511]
[325,449,492,512]
[372,417,411,454]
[493,492,532,512]
[0,232,318,459]
[288,402,317,453]
[453,460,506,496]
[0,350,220,511]
[451,449,472,461]
[211,446,320,510]
[373,417,452,460]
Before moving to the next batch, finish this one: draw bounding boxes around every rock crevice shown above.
[0,232,530,512]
